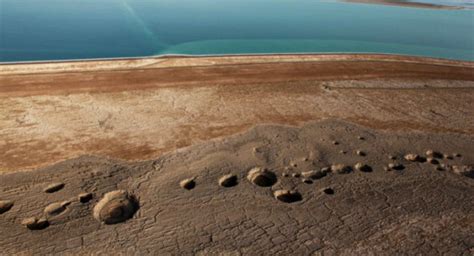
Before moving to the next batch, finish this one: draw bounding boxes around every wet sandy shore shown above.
[1,54,473,173]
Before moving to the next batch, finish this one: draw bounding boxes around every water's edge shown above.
[2,52,473,66]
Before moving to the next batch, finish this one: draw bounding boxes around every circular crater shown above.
[43,182,65,193]
[79,192,93,203]
[274,190,302,203]
[22,217,49,230]
[0,200,13,214]
[331,164,353,174]
[323,188,335,195]
[180,178,196,190]
[388,163,405,171]
[355,163,372,173]
[44,201,69,217]
[247,167,277,187]
[219,174,238,188]
[302,170,326,180]
[93,190,139,225]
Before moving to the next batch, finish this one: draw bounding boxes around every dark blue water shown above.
[1,0,473,62]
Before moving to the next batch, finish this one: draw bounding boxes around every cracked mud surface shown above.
[1,54,474,173]
[1,120,473,255]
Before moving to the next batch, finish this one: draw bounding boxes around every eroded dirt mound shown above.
[0,119,473,255]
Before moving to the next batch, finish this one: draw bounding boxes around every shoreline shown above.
[1,53,473,76]
[2,52,472,66]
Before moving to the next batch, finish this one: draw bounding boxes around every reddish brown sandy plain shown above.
[1,54,474,173]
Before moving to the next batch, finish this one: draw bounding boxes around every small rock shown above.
[426,150,443,159]
[331,164,352,174]
[339,150,347,154]
[404,154,426,162]
[388,155,397,160]
[384,166,391,171]
[292,173,301,178]
[0,200,14,214]
[79,193,93,203]
[282,172,289,177]
[22,217,49,230]
[43,182,65,193]
[218,174,238,187]
[356,150,366,157]
[44,202,67,216]
[332,141,339,145]
[435,165,445,171]
[354,163,372,172]
[357,136,365,140]
[426,157,439,165]
[454,153,462,158]
[451,165,474,178]
[301,170,326,180]
[180,178,196,190]
[302,178,313,184]
[388,163,405,170]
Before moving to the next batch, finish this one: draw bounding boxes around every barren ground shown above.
[0,119,473,255]
[1,54,473,173]
[0,54,473,255]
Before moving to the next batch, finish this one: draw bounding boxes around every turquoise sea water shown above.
[0,0,473,62]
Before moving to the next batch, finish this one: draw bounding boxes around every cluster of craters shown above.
[176,141,472,204]
[390,150,472,177]
[1,132,472,237]
[0,182,139,231]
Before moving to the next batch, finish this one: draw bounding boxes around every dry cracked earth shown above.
[0,119,473,255]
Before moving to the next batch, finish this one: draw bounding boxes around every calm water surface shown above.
[1,0,473,62]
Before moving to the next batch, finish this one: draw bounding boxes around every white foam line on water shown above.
[120,0,167,49]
